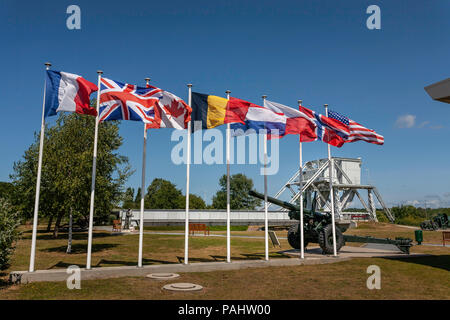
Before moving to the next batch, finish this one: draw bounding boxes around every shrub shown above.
[395,216,423,227]
[0,198,21,270]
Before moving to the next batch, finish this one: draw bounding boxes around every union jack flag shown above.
[99,78,191,129]
[327,110,384,145]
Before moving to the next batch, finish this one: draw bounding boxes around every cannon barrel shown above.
[249,190,299,211]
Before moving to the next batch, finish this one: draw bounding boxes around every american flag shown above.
[99,78,191,129]
[327,110,384,145]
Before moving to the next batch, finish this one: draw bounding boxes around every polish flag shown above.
[44,70,98,118]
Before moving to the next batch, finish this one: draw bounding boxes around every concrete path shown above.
[282,245,428,259]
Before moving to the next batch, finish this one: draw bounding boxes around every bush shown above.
[395,216,423,227]
[375,210,390,223]
[0,198,21,270]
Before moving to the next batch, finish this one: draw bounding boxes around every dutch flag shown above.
[44,70,98,118]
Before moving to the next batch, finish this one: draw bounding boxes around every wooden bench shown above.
[443,231,450,247]
[189,223,210,236]
[112,219,122,232]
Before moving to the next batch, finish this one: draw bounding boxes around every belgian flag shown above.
[191,92,248,131]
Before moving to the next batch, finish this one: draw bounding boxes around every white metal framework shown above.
[267,157,394,222]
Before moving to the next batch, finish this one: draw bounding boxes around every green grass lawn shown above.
[2,224,290,273]
[1,254,448,300]
[143,225,249,231]
[0,222,449,299]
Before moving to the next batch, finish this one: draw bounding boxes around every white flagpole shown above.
[184,83,192,265]
[86,70,103,270]
[262,95,269,261]
[324,104,337,257]
[138,77,151,267]
[138,124,147,267]
[29,62,51,273]
[225,89,231,263]
[298,99,305,260]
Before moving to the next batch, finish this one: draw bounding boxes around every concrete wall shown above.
[120,209,292,226]
[303,157,361,185]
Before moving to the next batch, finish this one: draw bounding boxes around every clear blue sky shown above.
[1,0,449,208]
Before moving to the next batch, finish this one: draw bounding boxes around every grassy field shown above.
[0,222,449,299]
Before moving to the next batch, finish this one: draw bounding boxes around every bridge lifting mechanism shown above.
[267,157,395,223]
[250,157,412,254]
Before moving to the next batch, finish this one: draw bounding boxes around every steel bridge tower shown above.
[267,157,394,222]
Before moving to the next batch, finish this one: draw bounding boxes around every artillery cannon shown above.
[420,213,450,231]
[249,190,413,254]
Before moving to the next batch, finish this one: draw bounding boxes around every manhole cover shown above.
[163,282,203,292]
[146,273,180,280]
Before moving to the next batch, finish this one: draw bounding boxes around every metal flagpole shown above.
[298,99,305,259]
[138,123,147,267]
[86,70,103,270]
[324,104,337,257]
[184,84,192,265]
[225,89,231,263]
[29,62,51,272]
[262,95,269,261]
[138,77,151,267]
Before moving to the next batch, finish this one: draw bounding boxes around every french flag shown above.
[44,70,98,118]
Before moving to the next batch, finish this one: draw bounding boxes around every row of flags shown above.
[30,67,384,271]
[44,70,384,147]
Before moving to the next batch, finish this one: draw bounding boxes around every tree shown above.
[10,112,132,238]
[144,178,183,209]
[0,198,21,270]
[122,187,135,209]
[177,193,207,209]
[0,182,14,201]
[212,173,261,210]
[137,178,207,210]
[134,187,142,207]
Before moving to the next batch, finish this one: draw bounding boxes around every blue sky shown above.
[1,0,449,208]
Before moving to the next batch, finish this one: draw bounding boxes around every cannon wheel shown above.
[432,221,439,231]
[287,224,308,250]
[319,224,344,254]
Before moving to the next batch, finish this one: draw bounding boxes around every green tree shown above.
[122,187,135,209]
[0,198,21,270]
[177,193,207,209]
[134,187,142,207]
[144,178,183,209]
[10,112,132,237]
[0,182,14,202]
[212,173,261,210]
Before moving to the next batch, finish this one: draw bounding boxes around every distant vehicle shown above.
[420,213,450,231]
